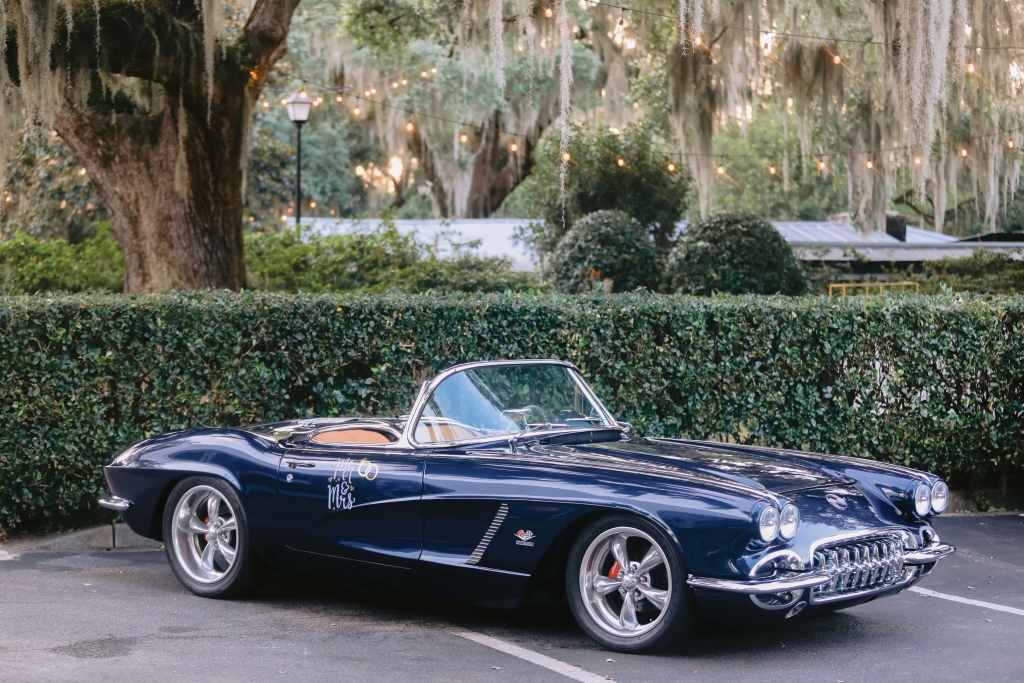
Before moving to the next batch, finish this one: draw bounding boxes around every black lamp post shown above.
[284,90,313,231]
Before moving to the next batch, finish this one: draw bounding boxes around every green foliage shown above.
[244,224,542,293]
[0,223,124,294]
[669,212,809,295]
[907,251,1024,295]
[547,210,659,293]
[1,291,1021,532]
[245,224,417,292]
[341,0,442,57]
[998,187,1024,233]
[0,223,539,295]
[245,127,297,228]
[711,102,847,220]
[508,122,693,254]
[3,125,106,242]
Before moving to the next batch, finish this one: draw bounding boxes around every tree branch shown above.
[244,0,303,66]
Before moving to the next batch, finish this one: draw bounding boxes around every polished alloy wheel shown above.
[579,526,672,638]
[171,485,239,584]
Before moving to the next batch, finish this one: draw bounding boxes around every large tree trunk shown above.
[13,0,299,292]
[56,85,250,291]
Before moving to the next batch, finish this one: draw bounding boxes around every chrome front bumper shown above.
[98,495,132,512]
[687,568,832,594]
[903,542,956,565]
[688,541,955,596]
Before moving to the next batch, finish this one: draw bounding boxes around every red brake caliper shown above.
[204,517,210,541]
[608,561,621,578]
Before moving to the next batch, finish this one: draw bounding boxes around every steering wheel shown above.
[520,404,549,426]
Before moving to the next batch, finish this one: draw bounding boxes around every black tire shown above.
[566,514,696,652]
[162,476,264,598]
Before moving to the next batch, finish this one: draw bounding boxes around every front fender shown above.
[103,429,281,554]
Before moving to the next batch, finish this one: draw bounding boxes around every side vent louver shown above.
[466,503,509,565]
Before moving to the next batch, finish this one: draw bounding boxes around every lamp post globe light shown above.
[284,90,313,229]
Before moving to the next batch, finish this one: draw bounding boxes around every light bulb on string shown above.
[818,161,826,171]
[717,166,725,175]
[352,107,361,116]
[460,133,469,143]
[544,7,553,17]
[833,54,841,65]
[401,79,408,85]
[562,152,571,161]
[336,96,342,102]
[960,148,968,157]
[1010,140,1017,149]
[667,163,676,172]
[510,143,519,152]
[617,158,625,167]
[967,63,975,73]
[406,122,415,132]
[914,157,922,165]
[866,160,873,169]
[421,71,428,78]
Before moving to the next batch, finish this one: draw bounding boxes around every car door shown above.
[277,444,425,568]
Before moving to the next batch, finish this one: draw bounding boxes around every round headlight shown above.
[913,482,931,517]
[930,480,949,514]
[758,506,780,542]
[779,504,800,540]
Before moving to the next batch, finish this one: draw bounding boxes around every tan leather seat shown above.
[414,421,482,443]
[312,429,392,444]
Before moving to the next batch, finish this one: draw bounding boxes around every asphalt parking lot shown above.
[1,513,1021,683]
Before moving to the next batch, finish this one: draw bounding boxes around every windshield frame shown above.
[401,360,619,448]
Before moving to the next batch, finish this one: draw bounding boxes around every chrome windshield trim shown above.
[98,496,132,512]
[688,568,832,594]
[396,359,618,449]
[903,542,955,565]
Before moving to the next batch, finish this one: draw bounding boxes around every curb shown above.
[0,523,163,559]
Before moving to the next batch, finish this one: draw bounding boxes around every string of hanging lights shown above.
[272,71,1018,179]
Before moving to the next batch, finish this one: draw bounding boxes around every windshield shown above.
[413,364,615,444]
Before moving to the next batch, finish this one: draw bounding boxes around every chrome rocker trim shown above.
[687,568,832,594]
[98,496,132,512]
[903,542,956,565]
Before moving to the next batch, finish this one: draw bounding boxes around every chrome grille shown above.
[810,534,911,603]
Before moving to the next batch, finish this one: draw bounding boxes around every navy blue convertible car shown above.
[100,359,954,652]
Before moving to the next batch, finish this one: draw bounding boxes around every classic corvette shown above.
[99,359,955,652]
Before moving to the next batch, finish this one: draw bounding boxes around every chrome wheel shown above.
[171,485,239,584]
[579,526,672,638]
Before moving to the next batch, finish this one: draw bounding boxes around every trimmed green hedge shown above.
[2,292,1022,533]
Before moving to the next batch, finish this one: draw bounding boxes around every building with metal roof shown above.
[295,217,1021,272]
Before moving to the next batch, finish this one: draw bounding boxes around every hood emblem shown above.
[826,493,848,510]
[514,530,536,546]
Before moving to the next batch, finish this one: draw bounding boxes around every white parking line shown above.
[447,626,610,682]
[909,587,1024,616]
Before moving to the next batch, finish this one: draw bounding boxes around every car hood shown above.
[546,436,851,494]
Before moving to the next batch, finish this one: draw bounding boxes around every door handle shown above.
[284,459,317,468]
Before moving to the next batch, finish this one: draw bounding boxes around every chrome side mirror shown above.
[617,421,632,434]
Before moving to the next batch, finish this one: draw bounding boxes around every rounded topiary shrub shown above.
[547,210,659,293]
[668,211,808,295]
